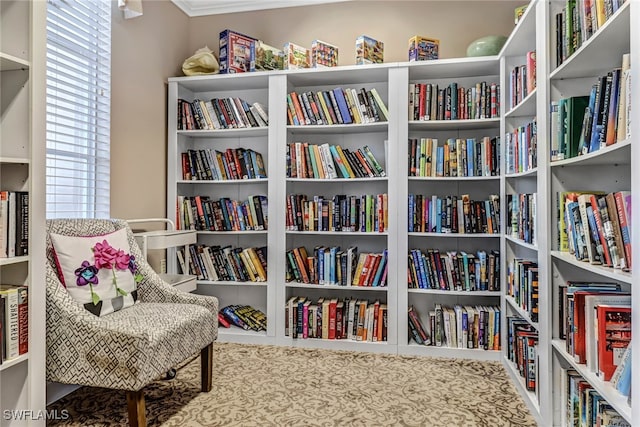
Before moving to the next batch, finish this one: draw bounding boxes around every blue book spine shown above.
[329,246,338,285]
[329,145,349,178]
[436,198,442,233]
[408,194,414,232]
[371,249,387,286]
[466,139,475,177]
[317,247,325,284]
[410,250,424,289]
[436,146,444,176]
[333,88,353,124]
[589,76,607,153]
[419,251,431,288]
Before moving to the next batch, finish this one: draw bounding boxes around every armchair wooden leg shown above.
[201,342,214,392]
[126,390,146,427]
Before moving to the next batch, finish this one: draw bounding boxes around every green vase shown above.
[466,35,508,57]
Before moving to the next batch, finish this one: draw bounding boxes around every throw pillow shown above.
[50,228,142,316]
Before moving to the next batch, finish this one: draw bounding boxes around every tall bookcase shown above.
[166,2,638,422]
[167,73,277,344]
[498,1,551,424]
[0,0,46,425]
[542,1,635,426]
[396,57,503,361]
[275,66,399,352]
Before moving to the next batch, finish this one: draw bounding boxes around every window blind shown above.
[46,0,111,219]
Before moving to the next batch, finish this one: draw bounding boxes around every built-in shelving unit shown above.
[167,72,275,345]
[165,2,638,424]
[499,1,547,424]
[0,1,46,425]
[543,1,635,426]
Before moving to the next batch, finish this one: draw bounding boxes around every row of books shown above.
[563,369,631,427]
[408,81,500,121]
[177,97,269,130]
[285,246,388,288]
[555,0,627,68]
[287,142,386,179]
[507,259,539,323]
[181,148,267,181]
[179,244,267,282]
[407,249,500,292]
[504,119,537,174]
[507,192,536,245]
[286,296,388,342]
[507,316,538,393]
[177,195,268,232]
[0,191,29,258]
[559,191,631,270]
[509,51,536,110]
[559,281,630,382]
[0,285,28,363]
[408,304,501,350]
[286,87,389,126]
[551,55,631,161]
[286,193,388,233]
[218,305,267,331]
[407,194,500,234]
[408,136,499,178]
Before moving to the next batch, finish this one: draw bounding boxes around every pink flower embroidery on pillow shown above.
[93,239,131,297]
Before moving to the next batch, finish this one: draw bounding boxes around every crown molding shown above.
[170,0,351,17]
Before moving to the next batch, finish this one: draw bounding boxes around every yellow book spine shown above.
[335,145,356,178]
[246,247,267,281]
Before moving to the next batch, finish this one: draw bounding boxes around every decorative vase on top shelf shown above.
[466,35,508,57]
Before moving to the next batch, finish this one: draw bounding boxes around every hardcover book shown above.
[596,304,631,381]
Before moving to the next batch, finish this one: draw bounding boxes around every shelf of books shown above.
[167,72,274,343]
[396,56,502,362]
[499,1,549,424]
[0,0,46,423]
[547,0,634,425]
[276,65,397,353]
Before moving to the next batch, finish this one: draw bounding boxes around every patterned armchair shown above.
[46,219,218,427]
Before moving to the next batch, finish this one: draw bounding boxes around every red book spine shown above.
[328,299,337,339]
[597,305,631,381]
[418,84,426,120]
[17,287,28,355]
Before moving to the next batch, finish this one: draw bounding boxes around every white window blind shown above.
[46,0,111,219]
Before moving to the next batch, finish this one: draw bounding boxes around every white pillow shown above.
[50,228,142,316]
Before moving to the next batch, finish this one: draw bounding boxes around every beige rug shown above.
[47,343,536,426]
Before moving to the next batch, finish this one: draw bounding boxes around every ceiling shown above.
[170,0,351,17]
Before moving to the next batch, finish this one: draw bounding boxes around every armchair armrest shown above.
[135,262,218,314]
[124,223,218,315]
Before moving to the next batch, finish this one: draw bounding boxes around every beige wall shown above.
[111,0,521,221]
[111,0,189,223]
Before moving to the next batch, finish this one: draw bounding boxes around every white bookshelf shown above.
[164,3,639,423]
[0,1,46,425]
[397,54,502,361]
[544,0,635,425]
[278,64,397,349]
[167,72,275,339]
[498,1,548,424]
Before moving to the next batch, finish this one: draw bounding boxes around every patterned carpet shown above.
[47,343,536,426]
